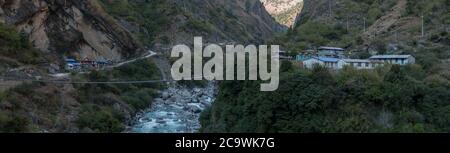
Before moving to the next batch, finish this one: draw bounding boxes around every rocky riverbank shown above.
[129,82,217,133]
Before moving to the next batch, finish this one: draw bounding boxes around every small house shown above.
[65,58,81,70]
[303,57,345,69]
[278,50,293,60]
[369,55,415,65]
[296,54,313,61]
[318,46,346,59]
[342,59,383,69]
[303,58,324,69]
[318,57,345,69]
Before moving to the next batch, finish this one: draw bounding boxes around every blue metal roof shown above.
[318,57,340,62]
[318,46,345,51]
[65,58,78,63]
[370,55,413,59]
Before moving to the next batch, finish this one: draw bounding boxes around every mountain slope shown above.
[261,0,304,27]
[282,0,449,58]
[0,0,285,133]
[200,0,450,133]
[99,0,285,52]
[0,0,141,62]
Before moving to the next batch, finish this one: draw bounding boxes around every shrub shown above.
[76,104,124,133]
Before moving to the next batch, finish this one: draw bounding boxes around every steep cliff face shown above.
[99,0,285,51]
[175,0,286,43]
[0,0,141,61]
[261,0,303,27]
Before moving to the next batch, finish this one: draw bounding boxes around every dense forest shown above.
[201,62,450,132]
[200,0,450,133]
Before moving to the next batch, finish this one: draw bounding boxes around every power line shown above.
[0,76,210,85]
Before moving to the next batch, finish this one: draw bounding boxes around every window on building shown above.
[358,63,362,67]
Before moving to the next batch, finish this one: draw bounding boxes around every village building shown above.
[65,58,81,70]
[279,50,293,60]
[302,55,413,70]
[64,57,112,71]
[295,50,316,61]
[342,59,383,70]
[302,57,324,69]
[296,46,415,70]
[369,55,416,65]
[318,46,346,59]
[303,57,345,69]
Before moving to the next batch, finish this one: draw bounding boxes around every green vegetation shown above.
[201,64,450,133]
[0,59,161,133]
[201,0,449,133]
[76,104,125,133]
[0,23,43,64]
[274,0,397,52]
[73,59,161,132]
[97,0,179,44]
[275,0,449,57]
[0,82,50,133]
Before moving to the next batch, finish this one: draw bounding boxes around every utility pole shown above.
[363,17,366,32]
[329,0,333,17]
[346,15,349,32]
[396,31,398,43]
[421,14,425,37]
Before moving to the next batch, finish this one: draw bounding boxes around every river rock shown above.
[161,92,170,100]
[156,119,166,124]
[131,81,217,133]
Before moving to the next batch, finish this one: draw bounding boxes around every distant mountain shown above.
[261,0,304,27]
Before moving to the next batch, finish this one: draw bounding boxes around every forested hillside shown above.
[200,0,450,133]
[0,0,284,133]
[98,0,285,50]
[201,63,450,133]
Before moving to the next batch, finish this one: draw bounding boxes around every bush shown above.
[0,112,30,133]
[121,89,156,110]
[76,104,124,133]
[201,64,450,133]
[0,23,42,64]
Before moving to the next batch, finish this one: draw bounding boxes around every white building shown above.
[342,59,384,70]
[303,55,415,70]
[303,57,346,70]
[369,55,416,65]
[303,58,324,69]
[318,46,346,58]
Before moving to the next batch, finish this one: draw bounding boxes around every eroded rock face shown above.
[0,0,140,61]
[261,0,303,27]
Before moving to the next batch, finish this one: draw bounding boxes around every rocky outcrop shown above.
[261,0,303,27]
[0,0,141,61]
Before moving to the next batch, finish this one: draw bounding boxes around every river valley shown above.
[130,82,217,133]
